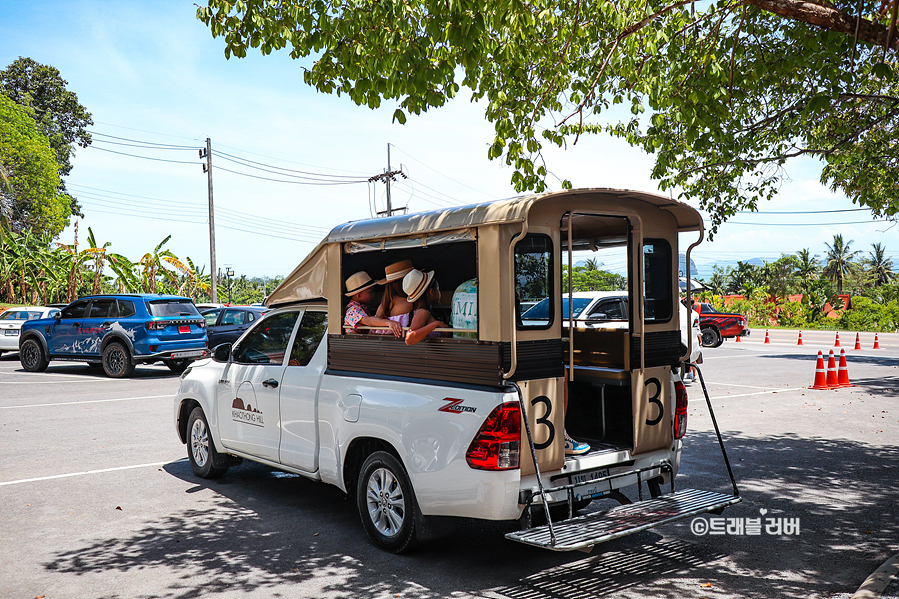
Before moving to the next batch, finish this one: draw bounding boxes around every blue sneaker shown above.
[564,432,590,456]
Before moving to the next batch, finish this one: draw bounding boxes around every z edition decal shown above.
[232,398,264,427]
[438,398,477,414]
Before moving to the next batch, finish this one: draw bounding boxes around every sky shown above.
[2,0,897,280]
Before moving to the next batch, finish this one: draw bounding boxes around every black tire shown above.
[165,358,190,373]
[19,338,48,372]
[187,406,229,479]
[700,327,722,348]
[102,341,135,378]
[357,451,419,553]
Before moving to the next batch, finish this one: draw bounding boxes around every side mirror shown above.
[212,343,232,363]
[54,312,61,320]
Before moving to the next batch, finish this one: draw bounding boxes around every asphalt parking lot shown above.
[1,329,898,599]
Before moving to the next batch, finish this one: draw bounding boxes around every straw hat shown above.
[403,269,435,303]
[380,259,415,284]
[344,271,379,297]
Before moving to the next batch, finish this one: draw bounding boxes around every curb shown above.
[852,553,899,599]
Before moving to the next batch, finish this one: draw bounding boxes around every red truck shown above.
[693,302,749,347]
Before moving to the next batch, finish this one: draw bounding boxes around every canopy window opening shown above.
[515,234,554,330]
[340,239,478,337]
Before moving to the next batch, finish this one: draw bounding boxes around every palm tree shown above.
[822,235,860,295]
[794,249,819,282]
[583,258,602,271]
[865,243,895,287]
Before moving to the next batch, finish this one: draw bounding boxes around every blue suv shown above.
[19,294,208,378]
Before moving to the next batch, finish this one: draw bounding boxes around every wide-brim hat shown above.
[379,259,415,284]
[345,271,379,297]
[403,269,435,303]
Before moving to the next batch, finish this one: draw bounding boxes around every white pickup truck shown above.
[174,188,739,553]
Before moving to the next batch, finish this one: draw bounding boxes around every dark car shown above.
[694,302,749,347]
[201,306,268,348]
[18,294,208,378]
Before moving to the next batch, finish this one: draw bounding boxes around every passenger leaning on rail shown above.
[373,259,415,335]
[403,269,449,345]
[343,272,402,337]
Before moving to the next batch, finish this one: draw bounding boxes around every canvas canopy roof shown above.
[266,188,704,307]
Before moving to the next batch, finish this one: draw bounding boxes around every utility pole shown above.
[369,143,408,217]
[200,138,218,303]
[226,266,234,304]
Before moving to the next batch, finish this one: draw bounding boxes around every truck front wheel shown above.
[357,451,419,553]
[187,407,229,479]
[20,338,48,372]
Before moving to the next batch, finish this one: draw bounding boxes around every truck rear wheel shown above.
[357,451,419,553]
[187,407,229,479]
[102,342,135,378]
[700,327,722,348]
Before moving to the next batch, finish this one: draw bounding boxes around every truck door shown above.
[217,311,300,462]
[50,299,91,354]
[278,308,328,472]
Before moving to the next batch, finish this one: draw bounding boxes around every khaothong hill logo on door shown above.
[232,398,264,427]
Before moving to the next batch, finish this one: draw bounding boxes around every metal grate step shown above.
[506,488,741,551]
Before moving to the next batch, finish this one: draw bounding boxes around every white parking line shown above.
[0,370,115,380]
[0,459,187,486]
[703,381,774,390]
[0,394,170,409]
[708,386,806,400]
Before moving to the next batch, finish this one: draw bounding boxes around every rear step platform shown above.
[506,488,741,551]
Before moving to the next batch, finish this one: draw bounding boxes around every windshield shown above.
[521,297,593,321]
[147,300,200,317]
[0,310,43,320]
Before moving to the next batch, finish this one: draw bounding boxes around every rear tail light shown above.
[466,403,521,470]
[145,321,167,331]
[674,381,688,439]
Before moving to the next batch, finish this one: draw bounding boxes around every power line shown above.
[389,143,498,201]
[87,146,202,165]
[212,149,369,180]
[213,164,366,185]
[69,183,331,236]
[88,131,200,150]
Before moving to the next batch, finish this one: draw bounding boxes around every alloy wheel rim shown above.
[365,467,405,537]
[191,419,209,467]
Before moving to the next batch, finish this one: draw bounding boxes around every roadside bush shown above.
[839,297,899,332]
[777,301,808,328]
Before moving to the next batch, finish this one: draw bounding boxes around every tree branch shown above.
[744,0,899,50]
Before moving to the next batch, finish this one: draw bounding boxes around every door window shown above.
[88,298,118,318]
[60,300,89,320]
[589,299,625,320]
[221,309,246,325]
[203,309,221,327]
[288,311,328,367]
[232,312,299,365]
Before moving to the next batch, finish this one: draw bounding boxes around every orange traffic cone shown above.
[810,351,829,390]
[764,330,770,344]
[874,333,881,349]
[834,332,841,347]
[797,331,804,346]
[837,349,853,387]
[825,350,839,388]
[735,333,741,342]
[853,333,862,350]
